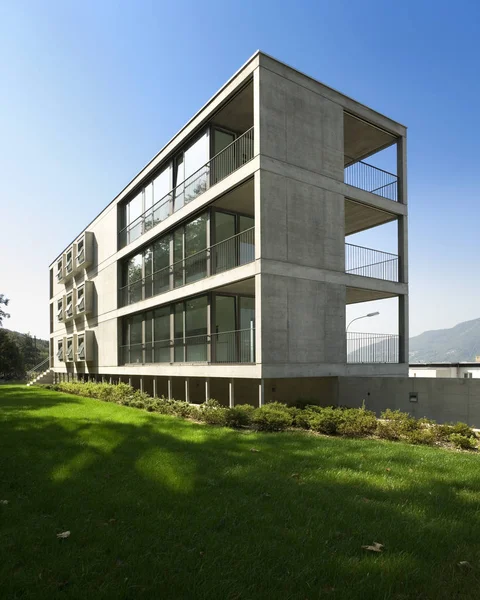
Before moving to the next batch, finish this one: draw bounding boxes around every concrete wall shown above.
[338,376,480,427]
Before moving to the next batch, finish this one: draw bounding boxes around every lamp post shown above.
[346,311,380,333]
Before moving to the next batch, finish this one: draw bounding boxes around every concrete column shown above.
[109,377,112,385]
[153,377,157,398]
[258,379,265,407]
[101,376,105,384]
[205,378,210,402]
[396,135,407,206]
[229,378,235,408]
[167,377,172,400]
[140,377,144,393]
[185,378,190,403]
[118,375,122,383]
[399,295,409,365]
[128,377,132,387]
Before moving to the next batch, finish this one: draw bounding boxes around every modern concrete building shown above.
[47,51,408,405]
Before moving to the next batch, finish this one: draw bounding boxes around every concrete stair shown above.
[27,369,54,386]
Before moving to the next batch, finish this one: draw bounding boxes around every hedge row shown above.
[46,381,479,450]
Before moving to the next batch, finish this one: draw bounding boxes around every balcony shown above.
[347,332,399,363]
[345,243,398,282]
[120,328,255,365]
[119,128,255,249]
[120,227,255,307]
[344,160,398,202]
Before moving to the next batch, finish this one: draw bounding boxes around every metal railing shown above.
[119,127,255,248]
[26,356,50,381]
[344,160,398,201]
[119,227,255,307]
[347,332,399,363]
[119,327,255,365]
[345,243,399,282]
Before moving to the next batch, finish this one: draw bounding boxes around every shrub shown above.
[307,407,341,435]
[225,404,255,428]
[198,399,227,426]
[449,433,478,450]
[405,428,436,445]
[376,421,401,440]
[337,408,377,437]
[252,402,293,432]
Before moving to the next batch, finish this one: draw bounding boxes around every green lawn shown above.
[1,385,480,599]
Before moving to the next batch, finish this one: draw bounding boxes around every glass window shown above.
[174,303,184,362]
[239,215,255,265]
[214,212,236,273]
[129,314,143,363]
[185,213,207,283]
[126,253,143,304]
[184,130,209,203]
[174,156,185,211]
[153,236,171,295]
[212,129,235,184]
[153,165,172,225]
[144,248,153,299]
[128,191,143,225]
[144,311,153,363]
[154,306,170,363]
[173,229,184,288]
[185,296,208,361]
[214,295,236,362]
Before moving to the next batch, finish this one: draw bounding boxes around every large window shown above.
[120,292,254,365]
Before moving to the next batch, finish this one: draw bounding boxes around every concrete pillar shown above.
[229,378,235,408]
[140,377,144,393]
[167,378,172,400]
[205,378,210,402]
[399,295,409,365]
[396,135,407,206]
[258,379,265,407]
[109,377,112,385]
[128,377,132,387]
[153,377,157,398]
[185,378,190,403]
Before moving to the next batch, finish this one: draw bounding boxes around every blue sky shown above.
[1,0,479,340]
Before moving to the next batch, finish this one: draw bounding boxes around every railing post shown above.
[250,321,255,363]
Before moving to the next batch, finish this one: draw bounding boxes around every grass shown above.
[1,386,480,599]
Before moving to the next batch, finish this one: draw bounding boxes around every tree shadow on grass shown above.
[1,392,480,599]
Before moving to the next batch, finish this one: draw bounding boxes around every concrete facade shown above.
[338,376,480,428]
[48,52,408,405]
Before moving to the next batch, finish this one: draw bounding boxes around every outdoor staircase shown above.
[26,357,53,386]
[27,368,54,386]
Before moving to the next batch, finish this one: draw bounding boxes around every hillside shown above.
[3,329,49,369]
[409,318,480,363]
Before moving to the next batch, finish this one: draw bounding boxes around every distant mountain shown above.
[409,318,480,363]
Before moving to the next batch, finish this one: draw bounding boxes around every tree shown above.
[0,294,10,327]
[21,332,40,371]
[0,329,24,380]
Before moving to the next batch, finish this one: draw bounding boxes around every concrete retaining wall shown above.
[337,376,480,428]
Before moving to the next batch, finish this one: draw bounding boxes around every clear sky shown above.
[1,0,479,340]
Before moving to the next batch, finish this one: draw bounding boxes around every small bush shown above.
[308,407,341,435]
[405,428,436,445]
[225,404,255,428]
[198,399,227,426]
[253,402,293,432]
[449,433,477,450]
[337,408,377,437]
[376,421,401,440]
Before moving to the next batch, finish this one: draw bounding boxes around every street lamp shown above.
[346,311,380,332]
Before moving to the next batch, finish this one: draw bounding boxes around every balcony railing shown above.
[119,127,255,248]
[345,243,399,282]
[119,327,255,365]
[344,160,398,201]
[119,227,255,307]
[347,332,399,363]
